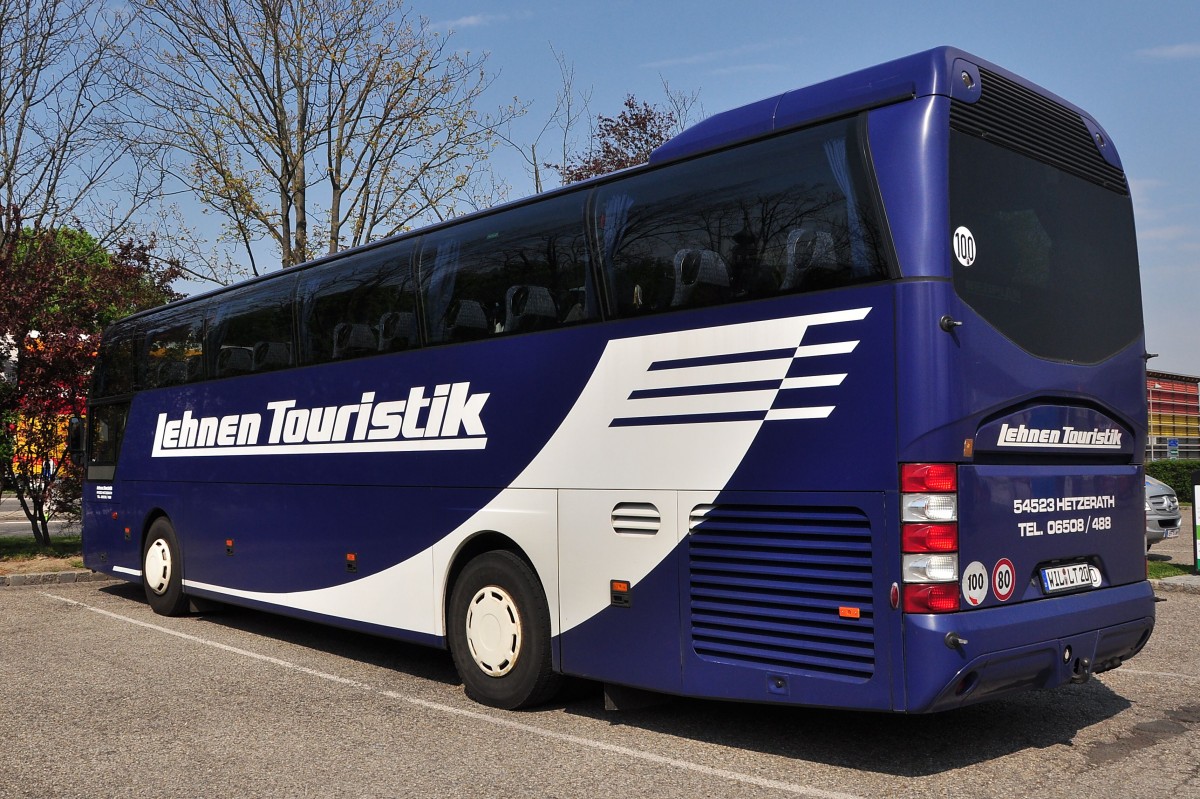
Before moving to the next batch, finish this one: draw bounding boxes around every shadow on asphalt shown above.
[98,581,460,687]
[99,581,1132,775]
[555,680,1132,776]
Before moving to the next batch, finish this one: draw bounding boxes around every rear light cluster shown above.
[901,463,960,613]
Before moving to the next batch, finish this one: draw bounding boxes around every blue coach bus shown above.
[78,47,1154,712]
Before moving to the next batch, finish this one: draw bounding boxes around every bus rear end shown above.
[884,58,1154,711]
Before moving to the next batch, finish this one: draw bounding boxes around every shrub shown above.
[1145,459,1200,503]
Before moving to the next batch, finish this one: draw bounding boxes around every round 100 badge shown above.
[962,561,988,606]
[992,558,1016,602]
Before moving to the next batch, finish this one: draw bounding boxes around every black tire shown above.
[142,517,189,616]
[448,550,560,709]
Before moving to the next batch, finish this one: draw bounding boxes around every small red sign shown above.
[993,558,1016,602]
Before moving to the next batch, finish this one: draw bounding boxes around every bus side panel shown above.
[680,491,895,710]
[141,483,563,644]
[151,482,433,596]
[545,288,901,703]
[557,489,685,691]
[557,489,899,710]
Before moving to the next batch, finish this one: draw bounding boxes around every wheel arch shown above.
[442,530,539,633]
[139,508,172,559]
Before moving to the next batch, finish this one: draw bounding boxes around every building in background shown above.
[1147,370,1199,461]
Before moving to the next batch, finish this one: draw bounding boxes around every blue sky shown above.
[424,0,1200,376]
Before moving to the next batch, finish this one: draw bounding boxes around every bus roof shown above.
[650,45,1116,167]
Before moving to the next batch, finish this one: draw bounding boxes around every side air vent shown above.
[950,68,1128,194]
[611,502,661,535]
[688,503,875,681]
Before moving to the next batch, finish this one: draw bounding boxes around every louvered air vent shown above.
[950,68,1128,194]
[611,502,661,535]
[689,503,875,681]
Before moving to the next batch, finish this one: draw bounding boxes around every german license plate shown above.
[1041,563,1094,594]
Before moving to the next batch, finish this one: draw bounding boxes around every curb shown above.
[1151,576,1200,597]
[1,570,116,587]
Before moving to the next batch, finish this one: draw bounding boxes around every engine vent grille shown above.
[950,68,1128,194]
[688,503,875,681]
[611,502,661,535]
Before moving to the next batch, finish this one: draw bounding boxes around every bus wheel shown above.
[143,518,189,617]
[448,550,560,709]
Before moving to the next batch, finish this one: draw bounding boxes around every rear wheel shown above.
[448,550,560,709]
[143,517,189,616]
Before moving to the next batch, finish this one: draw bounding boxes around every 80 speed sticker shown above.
[993,558,1016,602]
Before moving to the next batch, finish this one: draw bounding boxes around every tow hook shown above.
[1070,656,1092,684]
[944,632,969,650]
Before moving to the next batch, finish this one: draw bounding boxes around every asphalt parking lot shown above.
[2,521,1198,798]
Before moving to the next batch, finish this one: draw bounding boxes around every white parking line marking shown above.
[43,592,863,799]
[1101,667,1200,683]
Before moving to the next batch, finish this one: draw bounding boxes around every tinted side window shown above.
[419,193,594,345]
[87,400,128,481]
[93,334,137,398]
[299,243,418,364]
[144,312,206,387]
[209,279,296,378]
[593,117,890,317]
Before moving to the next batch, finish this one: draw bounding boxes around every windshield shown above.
[949,131,1143,364]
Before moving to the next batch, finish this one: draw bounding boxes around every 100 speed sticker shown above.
[962,561,988,606]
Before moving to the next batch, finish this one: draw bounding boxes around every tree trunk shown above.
[12,484,51,547]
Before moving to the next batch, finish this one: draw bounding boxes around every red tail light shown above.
[901,463,960,614]
[903,583,961,613]
[901,463,957,492]
[902,523,958,553]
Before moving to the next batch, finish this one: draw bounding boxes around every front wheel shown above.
[448,551,560,709]
[143,517,189,616]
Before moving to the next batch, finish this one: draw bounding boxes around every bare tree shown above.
[123,0,514,272]
[0,0,167,244]
[659,76,704,134]
[503,49,704,193]
[498,45,592,195]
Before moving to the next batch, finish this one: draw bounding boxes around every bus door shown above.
[81,332,138,573]
[82,399,132,570]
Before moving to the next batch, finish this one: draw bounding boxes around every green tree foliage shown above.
[0,209,181,545]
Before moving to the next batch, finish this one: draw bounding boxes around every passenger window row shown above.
[94,117,890,397]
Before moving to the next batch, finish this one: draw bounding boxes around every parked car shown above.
[1145,475,1182,551]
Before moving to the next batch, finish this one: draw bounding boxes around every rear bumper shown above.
[902,581,1155,712]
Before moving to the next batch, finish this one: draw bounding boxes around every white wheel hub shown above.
[464,585,522,677]
[144,538,172,596]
